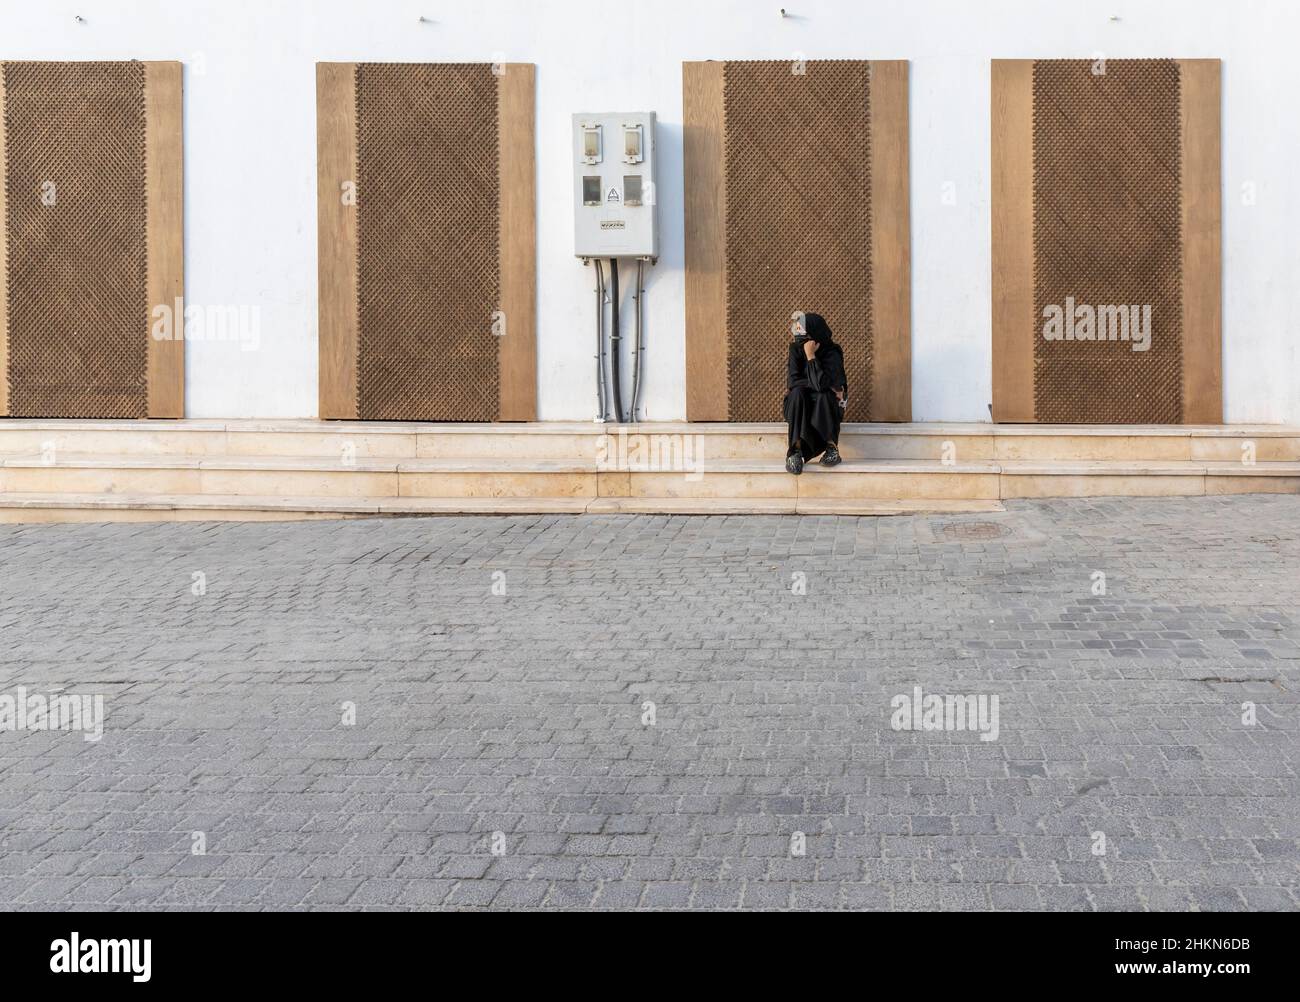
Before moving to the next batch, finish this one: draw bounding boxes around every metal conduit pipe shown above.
[593,259,607,422]
[608,258,624,423]
[629,259,646,423]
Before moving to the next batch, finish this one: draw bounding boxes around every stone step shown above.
[0,420,1296,462]
[0,454,1296,503]
[585,497,1008,516]
[1002,461,1300,497]
[0,455,998,500]
[0,455,592,499]
[0,493,1007,523]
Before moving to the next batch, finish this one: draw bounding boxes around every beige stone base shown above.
[0,420,1296,522]
[0,493,1008,522]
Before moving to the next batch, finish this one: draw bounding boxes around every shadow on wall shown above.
[654,118,685,272]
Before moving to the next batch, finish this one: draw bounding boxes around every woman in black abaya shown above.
[783,312,847,475]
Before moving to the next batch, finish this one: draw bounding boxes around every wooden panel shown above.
[0,69,7,417]
[145,61,184,418]
[990,60,1035,423]
[994,58,1221,426]
[316,62,359,419]
[686,59,908,423]
[354,63,500,421]
[723,60,873,422]
[1034,60,1183,424]
[3,61,149,418]
[1179,58,1222,423]
[683,61,727,421]
[496,63,536,421]
[868,60,911,421]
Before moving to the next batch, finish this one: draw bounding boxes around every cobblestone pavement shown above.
[0,495,1297,911]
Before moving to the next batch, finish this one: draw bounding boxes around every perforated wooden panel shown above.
[353,63,501,422]
[1032,59,1183,423]
[2,61,149,418]
[722,60,872,422]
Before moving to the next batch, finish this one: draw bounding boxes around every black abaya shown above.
[783,313,847,461]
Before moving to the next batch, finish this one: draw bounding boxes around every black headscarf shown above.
[799,312,847,391]
[802,312,834,347]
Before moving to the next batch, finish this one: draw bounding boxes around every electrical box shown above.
[572,112,658,260]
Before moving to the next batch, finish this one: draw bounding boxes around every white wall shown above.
[5,0,1298,423]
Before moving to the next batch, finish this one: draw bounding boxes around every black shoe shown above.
[785,450,804,476]
[820,444,842,467]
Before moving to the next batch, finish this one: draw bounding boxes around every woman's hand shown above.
[802,339,817,361]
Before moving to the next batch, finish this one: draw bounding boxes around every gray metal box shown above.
[572,111,658,259]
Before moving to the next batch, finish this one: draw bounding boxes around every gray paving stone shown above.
[0,496,1297,911]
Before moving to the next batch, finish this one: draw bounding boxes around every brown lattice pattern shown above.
[1032,59,1183,424]
[722,60,872,422]
[3,61,149,418]
[354,63,500,421]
